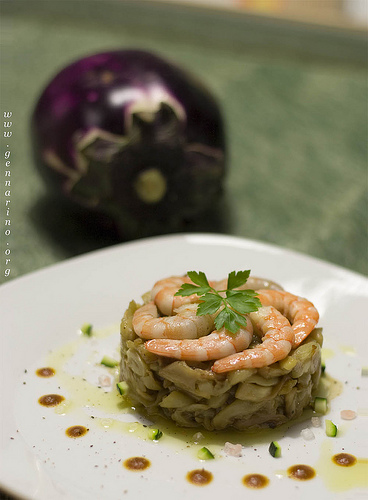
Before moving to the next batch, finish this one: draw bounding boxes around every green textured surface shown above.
[0,0,367,288]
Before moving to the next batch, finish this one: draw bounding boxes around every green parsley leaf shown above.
[223,308,245,333]
[186,271,210,288]
[226,291,261,314]
[175,270,262,334]
[177,283,210,297]
[227,270,250,290]
[197,293,223,316]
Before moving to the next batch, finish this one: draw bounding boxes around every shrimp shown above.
[151,275,283,316]
[151,276,200,316]
[245,277,284,291]
[145,320,253,362]
[256,289,319,347]
[212,277,283,292]
[212,306,294,373]
[132,301,214,340]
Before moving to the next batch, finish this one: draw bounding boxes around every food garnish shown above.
[223,442,242,457]
[340,410,357,420]
[116,381,129,396]
[311,416,321,427]
[100,355,119,368]
[314,396,328,415]
[325,419,338,437]
[197,447,215,460]
[175,270,262,334]
[148,429,163,441]
[80,323,93,336]
[300,428,315,441]
[268,441,281,458]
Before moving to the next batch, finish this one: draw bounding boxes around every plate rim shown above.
[1,231,367,500]
[1,232,367,293]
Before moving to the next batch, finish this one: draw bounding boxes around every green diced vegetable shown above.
[116,381,129,395]
[100,355,119,368]
[314,397,328,414]
[321,362,326,374]
[148,428,163,441]
[198,447,215,460]
[325,419,338,437]
[269,441,281,458]
[81,323,93,336]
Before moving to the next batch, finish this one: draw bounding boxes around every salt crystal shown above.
[340,410,357,420]
[98,375,112,387]
[301,428,315,441]
[311,416,321,427]
[192,432,204,443]
[223,442,242,457]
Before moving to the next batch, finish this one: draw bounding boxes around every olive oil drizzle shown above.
[33,325,363,493]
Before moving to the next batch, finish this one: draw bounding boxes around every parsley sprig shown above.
[175,270,261,334]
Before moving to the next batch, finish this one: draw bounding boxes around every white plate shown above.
[1,233,367,500]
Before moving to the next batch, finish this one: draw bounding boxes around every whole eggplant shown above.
[31,50,227,238]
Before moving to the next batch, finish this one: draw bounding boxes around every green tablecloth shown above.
[1,0,367,288]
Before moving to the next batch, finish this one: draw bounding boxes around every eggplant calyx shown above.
[134,168,167,204]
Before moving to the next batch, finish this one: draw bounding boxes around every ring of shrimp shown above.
[145,320,253,362]
[132,301,214,340]
[212,306,294,373]
[256,289,319,347]
[151,275,283,317]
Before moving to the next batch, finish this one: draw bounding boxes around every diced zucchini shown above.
[198,447,215,460]
[81,323,93,336]
[268,441,281,458]
[100,355,119,368]
[325,419,338,437]
[148,428,163,441]
[116,381,129,395]
[314,397,328,415]
[321,362,326,374]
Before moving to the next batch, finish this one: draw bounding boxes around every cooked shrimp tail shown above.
[212,306,294,373]
[151,276,200,315]
[257,289,319,347]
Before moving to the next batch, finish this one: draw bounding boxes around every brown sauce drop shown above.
[288,464,316,480]
[38,394,65,407]
[124,457,151,471]
[332,453,357,467]
[243,473,269,489]
[186,469,213,486]
[66,425,88,438]
[36,367,55,377]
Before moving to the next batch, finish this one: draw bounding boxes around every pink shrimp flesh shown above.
[256,289,319,347]
[151,276,200,316]
[132,301,214,340]
[145,319,253,361]
[211,276,283,292]
[211,306,294,373]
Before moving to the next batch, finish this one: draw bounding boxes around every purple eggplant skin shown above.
[31,49,227,238]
